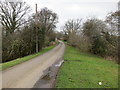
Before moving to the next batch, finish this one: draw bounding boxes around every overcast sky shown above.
[23,0,119,31]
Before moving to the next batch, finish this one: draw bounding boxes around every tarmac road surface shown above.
[2,41,65,88]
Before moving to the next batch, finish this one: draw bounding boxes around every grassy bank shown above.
[56,45,118,88]
[0,45,55,70]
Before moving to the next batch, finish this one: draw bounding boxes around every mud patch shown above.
[33,59,64,88]
[42,74,51,80]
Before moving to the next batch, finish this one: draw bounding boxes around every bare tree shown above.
[0,1,30,35]
[38,7,58,35]
[27,7,58,51]
[63,19,82,42]
[105,11,120,35]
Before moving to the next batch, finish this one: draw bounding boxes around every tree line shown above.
[0,1,58,62]
[61,11,119,63]
[0,1,119,64]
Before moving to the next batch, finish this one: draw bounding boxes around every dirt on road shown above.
[2,42,65,88]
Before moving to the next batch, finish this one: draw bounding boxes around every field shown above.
[56,45,118,88]
[0,45,55,70]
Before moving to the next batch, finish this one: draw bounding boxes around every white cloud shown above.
[23,0,118,31]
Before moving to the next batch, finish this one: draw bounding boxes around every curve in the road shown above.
[2,42,65,88]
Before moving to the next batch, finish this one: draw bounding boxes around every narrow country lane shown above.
[2,42,65,88]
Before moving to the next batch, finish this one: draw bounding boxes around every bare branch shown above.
[0,1,31,35]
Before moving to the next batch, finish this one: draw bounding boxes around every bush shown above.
[76,35,91,52]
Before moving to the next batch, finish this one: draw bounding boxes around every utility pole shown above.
[35,4,38,53]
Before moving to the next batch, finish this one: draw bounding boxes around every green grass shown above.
[0,45,55,70]
[56,45,118,88]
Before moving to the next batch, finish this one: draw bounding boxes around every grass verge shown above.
[56,45,118,88]
[0,45,55,70]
